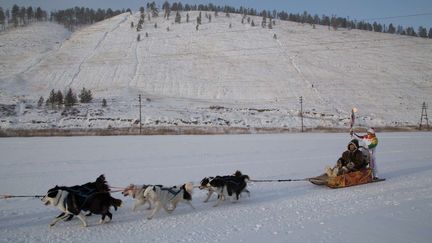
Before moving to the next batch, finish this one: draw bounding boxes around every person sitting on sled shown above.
[351,127,379,179]
[325,139,367,177]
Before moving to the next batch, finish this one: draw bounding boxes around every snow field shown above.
[0,132,431,242]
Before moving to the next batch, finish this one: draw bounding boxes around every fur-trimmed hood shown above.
[348,139,359,150]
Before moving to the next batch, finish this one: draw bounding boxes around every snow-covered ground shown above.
[1,12,431,131]
[1,132,431,242]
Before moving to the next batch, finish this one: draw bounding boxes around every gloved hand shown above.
[350,130,354,136]
[336,159,342,167]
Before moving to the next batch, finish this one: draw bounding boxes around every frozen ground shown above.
[1,12,431,130]
[0,132,431,242]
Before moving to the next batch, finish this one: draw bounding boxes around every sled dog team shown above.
[42,171,250,227]
[42,128,379,228]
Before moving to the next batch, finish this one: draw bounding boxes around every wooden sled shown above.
[309,168,385,189]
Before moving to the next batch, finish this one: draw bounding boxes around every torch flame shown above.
[352,107,358,113]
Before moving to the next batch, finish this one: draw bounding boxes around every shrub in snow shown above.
[37,96,44,108]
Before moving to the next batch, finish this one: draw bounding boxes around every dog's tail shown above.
[241,174,250,182]
[181,182,194,201]
[184,182,194,194]
[110,197,122,211]
[95,174,110,192]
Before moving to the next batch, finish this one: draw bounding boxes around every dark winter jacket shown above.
[338,140,367,171]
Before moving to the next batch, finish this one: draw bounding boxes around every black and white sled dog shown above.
[122,184,154,211]
[199,170,250,207]
[143,183,194,219]
[54,174,111,221]
[41,176,122,227]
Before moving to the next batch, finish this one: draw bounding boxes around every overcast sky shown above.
[2,0,431,29]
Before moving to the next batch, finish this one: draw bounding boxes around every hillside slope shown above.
[1,12,431,130]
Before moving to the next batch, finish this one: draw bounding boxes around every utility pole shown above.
[299,96,304,132]
[138,94,142,134]
[419,102,429,130]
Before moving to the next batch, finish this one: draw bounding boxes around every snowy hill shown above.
[1,12,431,132]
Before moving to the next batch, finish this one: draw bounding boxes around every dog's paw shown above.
[49,223,55,228]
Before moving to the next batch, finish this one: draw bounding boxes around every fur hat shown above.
[367,127,376,134]
[348,139,359,150]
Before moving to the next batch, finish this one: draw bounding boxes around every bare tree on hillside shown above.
[37,96,44,108]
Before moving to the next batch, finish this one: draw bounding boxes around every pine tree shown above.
[0,8,5,30]
[149,2,158,18]
[429,28,432,38]
[26,7,33,23]
[137,34,141,41]
[186,13,189,23]
[64,88,77,107]
[79,88,92,103]
[47,89,56,106]
[55,90,63,105]
[102,98,107,107]
[175,11,181,23]
[11,4,19,27]
[162,1,170,19]
[197,12,202,25]
[418,26,427,38]
[388,23,396,34]
[261,15,266,28]
[406,27,417,37]
[35,7,43,21]
[19,7,26,25]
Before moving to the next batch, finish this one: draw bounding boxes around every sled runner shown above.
[309,168,385,189]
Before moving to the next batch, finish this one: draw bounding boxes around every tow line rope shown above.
[109,186,127,193]
[249,178,310,182]
[2,179,314,199]
[1,194,44,199]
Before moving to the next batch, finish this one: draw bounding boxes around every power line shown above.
[358,12,432,22]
